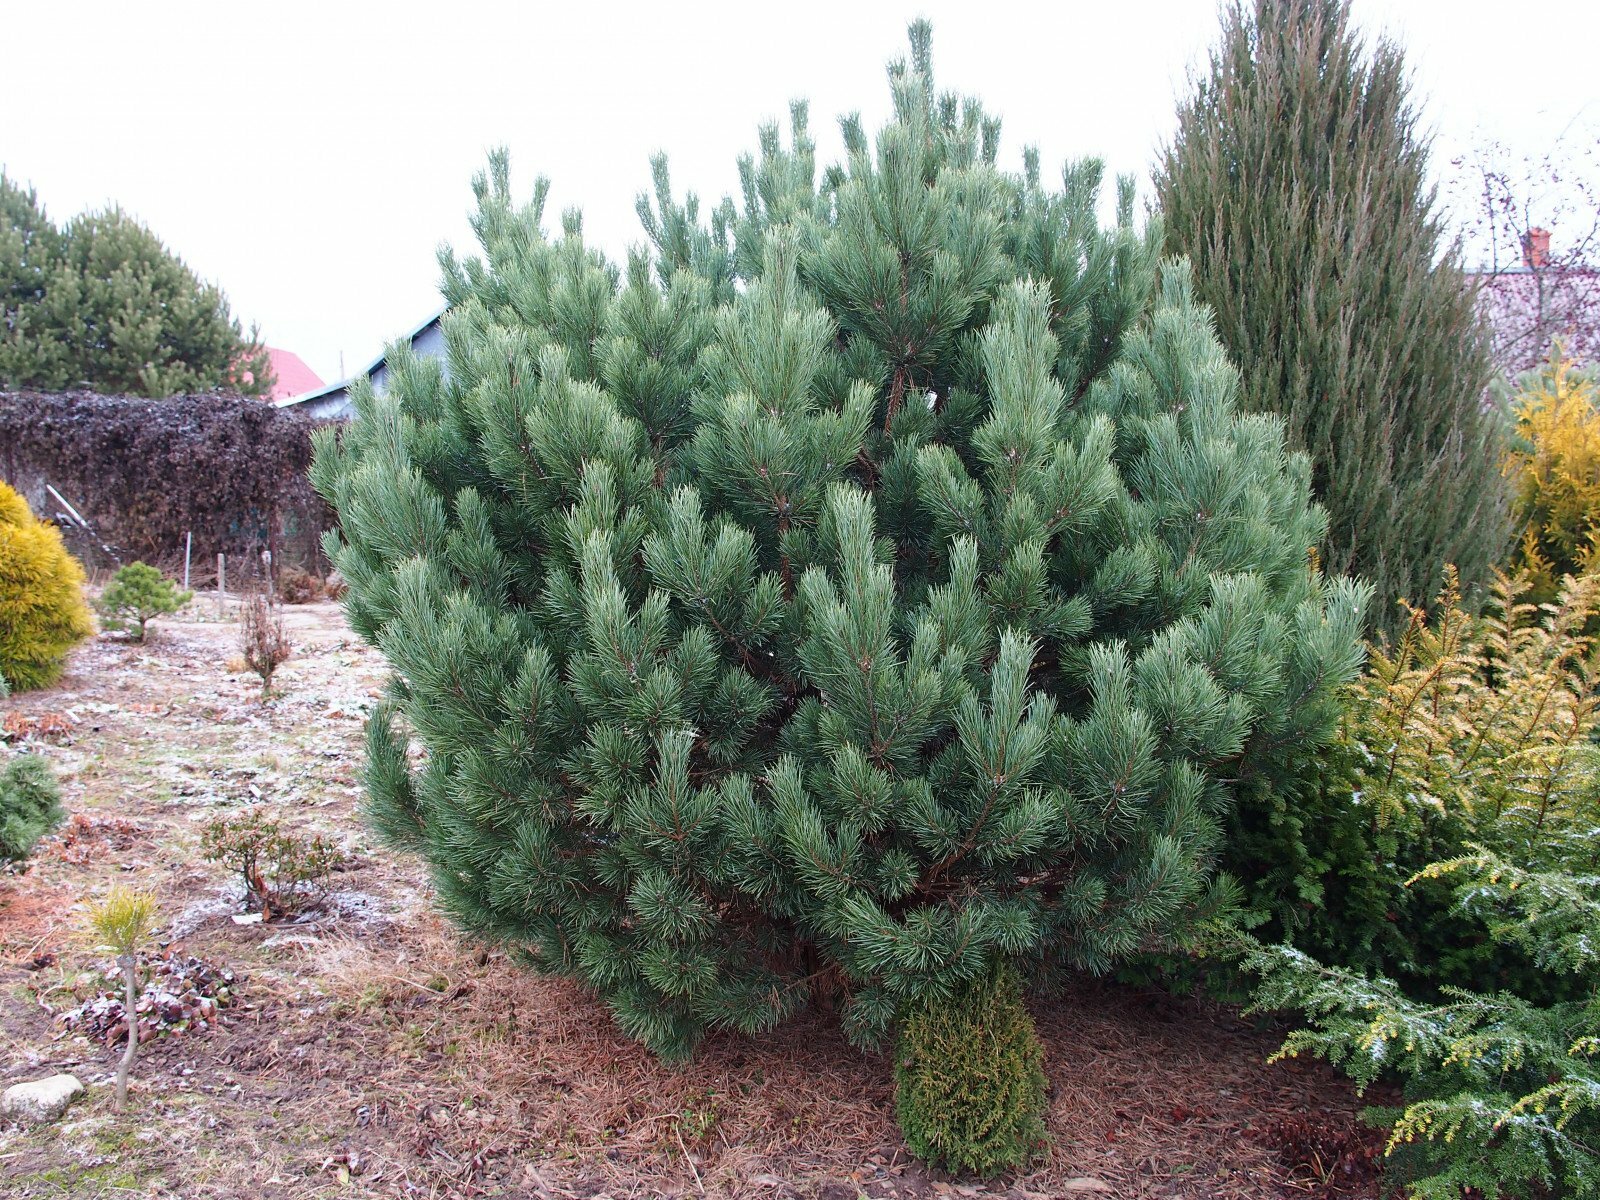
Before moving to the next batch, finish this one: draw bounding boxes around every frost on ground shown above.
[0,597,1389,1199]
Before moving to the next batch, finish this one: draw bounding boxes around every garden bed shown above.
[0,601,1390,1198]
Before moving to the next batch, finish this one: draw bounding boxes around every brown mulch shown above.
[0,599,1398,1199]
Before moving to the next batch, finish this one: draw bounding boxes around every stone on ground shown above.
[2,1074,85,1124]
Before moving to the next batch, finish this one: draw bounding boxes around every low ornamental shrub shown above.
[312,23,1368,1073]
[0,479,94,690]
[894,963,1047,1176]
[97,561,192,642]
[1235,566,1600,1199]
[1503,349,1600,605]
[276,566,325,605]
[238,593,290,697]
[199,808,338,918]
[0,753,64,862]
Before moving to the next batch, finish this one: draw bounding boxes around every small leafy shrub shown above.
[0,479,95,690]
[1503,349,1600,605]
[276,566,325,605]
[238,592,290,696]
[0,753,64,862]
[97,561,192,641]
[894,963,1047,1177]
[199,808,339,918]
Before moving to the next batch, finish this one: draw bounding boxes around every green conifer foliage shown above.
[1156,0,1508,627]
[0,173,68,389]
[97,561,194,642]
[314,25,1369,1059]
[0,754,64,862]
[0,179,270,398]
[895,963,1047,1176]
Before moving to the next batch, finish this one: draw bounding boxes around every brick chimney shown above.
[1521,226,1552,269]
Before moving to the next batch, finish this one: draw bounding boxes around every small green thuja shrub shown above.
[98,561,193,642]
[199,808,339,918]
[0,753,64,862]
[895,963,1047,1176]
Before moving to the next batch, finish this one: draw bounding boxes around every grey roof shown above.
[276,306,448,414]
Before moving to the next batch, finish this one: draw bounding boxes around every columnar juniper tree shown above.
[1157,0,1508,627]
[313,25,1368,1060]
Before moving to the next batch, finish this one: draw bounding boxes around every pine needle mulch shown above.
[250,927,1390,1200]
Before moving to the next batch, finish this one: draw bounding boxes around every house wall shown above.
[284,315,449,421]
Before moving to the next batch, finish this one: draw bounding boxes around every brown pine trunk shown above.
[114,953,137,1111]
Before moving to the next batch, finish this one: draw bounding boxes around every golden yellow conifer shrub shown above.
[0,480,95,690]
[1504,350,1600,604]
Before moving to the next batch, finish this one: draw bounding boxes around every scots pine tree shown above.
[97,561,194,642]
[0,173,67,389]
[0,182,271,398]
[314,25,1369,1059]
[1157,0,1508,628]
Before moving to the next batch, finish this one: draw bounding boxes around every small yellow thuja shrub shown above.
[1504,350,1600,605]
[0,480,95,690]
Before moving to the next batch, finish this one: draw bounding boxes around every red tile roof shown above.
[256,348,325,401]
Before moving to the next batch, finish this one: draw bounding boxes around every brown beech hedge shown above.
[0,390,331,574]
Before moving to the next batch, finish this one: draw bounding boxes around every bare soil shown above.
[0,599,1391,1199]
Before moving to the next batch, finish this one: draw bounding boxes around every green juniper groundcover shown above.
[313,24,1369,1059]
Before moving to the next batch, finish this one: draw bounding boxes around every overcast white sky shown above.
[5,1,1597,387]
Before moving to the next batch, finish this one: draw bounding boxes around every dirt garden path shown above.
[0,599,1390,1199]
